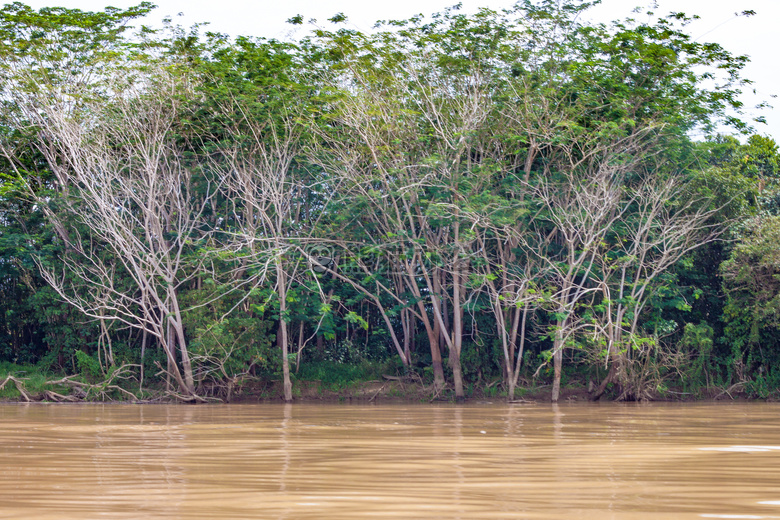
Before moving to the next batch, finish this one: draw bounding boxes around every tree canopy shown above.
[0,0,777,402]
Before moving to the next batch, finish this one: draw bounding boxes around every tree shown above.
[0,4,218,397]
[21,70,213,397]
[194,35,334,401]
[0,0,766,402]
[721,216,780,394]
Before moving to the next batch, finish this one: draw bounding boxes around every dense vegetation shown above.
[0,0,777,402]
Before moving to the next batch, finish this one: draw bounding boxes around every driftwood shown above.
[368,383,388,402]
[0,363,146,403]
[0,375,31,402]
[42,390,79,402]
[162,390,211,403]
[715,382,745,400]
[45,375,137,402]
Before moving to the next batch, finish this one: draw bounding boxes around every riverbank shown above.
[0,360,760,404]
[242,379,753,404]
[0,376,754,404]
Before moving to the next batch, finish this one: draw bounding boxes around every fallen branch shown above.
[0,375,31,402]
[715,382,745,400]
[42,390,79,402]
[163,389,213,403]
[45,376,90,388]
[368,383,387,402]
[45,364,141,401]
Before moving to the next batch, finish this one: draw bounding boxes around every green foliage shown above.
[296,360,383,390]
[459,338,502,382]
[180,288,276,385]
[74,350,102,382]
[0,0,775,401]
[0,362,48,397]
[678,322,715,390]
[743,369,780,399]
[720,216,780,389]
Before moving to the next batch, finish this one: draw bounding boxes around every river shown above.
[1,402,780,519]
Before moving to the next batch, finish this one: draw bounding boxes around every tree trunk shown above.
[295,321,304,374]
[429,338,445,393]
[168,287,195,395]
[551,323,564,403]
[278,264,293,402]
[592,364,616,401]
[402,308,412,368]
[511,302,530,400]
[139,328,147,393]
[452,255,465,401]
[451,354,465,401]
[417,300,445,392]
[164,321,191,394]
[280,320,292,402]
[173,320,195,394]
[407,263,445,391]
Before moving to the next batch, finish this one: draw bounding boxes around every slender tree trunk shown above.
[173,319,195,394]
[295,321,305,374]
[511,302,530,399]
[168,285,195,395]
[277,263,293,402]
[139,328,147,393]
[592,362,618,401]
[413,292,445,391]
[99,317,113,368]
[509,304,522,371]
[280,320,292,402]
[451,254,465,401]
[430,313,445,391]
[164,321,191,395]
[551,321,564,403]
[408,313,414,364]
[402,308,412,368]
[451,354,465,401]
[405,263,444,389]
[424,315,445,392]
[165,327,174,392]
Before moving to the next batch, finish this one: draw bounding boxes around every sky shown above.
[16,0,780,140]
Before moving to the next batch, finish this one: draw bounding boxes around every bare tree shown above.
[313,64,448,393]
[589,175,722,400]
[471,221,542,400]
[314,44,500,399]
[10,70,212,398]
[525,127,657,401]
[213,92,338,402]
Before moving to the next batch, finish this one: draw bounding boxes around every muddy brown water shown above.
[1,402,780,519]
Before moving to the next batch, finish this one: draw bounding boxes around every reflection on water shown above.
[1,402,780,519]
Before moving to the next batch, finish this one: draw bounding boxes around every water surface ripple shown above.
[1,402,780,519]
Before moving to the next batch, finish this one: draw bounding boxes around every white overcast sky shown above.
[16,0,780,140]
